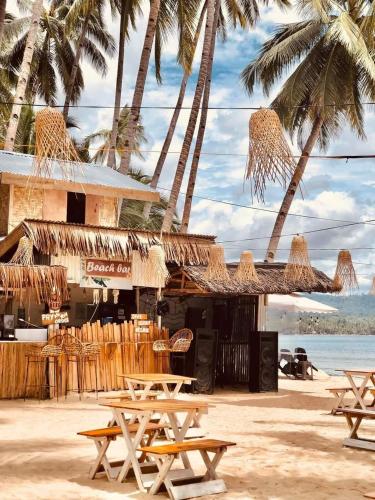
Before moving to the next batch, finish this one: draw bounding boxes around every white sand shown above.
[1,376,375,500]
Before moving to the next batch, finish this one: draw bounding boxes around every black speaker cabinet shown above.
[193,328,218,395]
[249,331,278,392]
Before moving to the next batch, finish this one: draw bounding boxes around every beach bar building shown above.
[0,150,337,399]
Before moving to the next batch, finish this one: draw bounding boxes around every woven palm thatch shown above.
[247,109,296,201]
[0,265,68,304]
[369,277,375,296]
[333,250,358,293]
[9,236,34,265]
[284,235,316,286]
[21,219,213,265]
[132,246,169,288]
[234,250,259,283]
[204,245,229,281]
[33,107,82,180]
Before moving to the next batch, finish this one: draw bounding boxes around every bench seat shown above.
[78,422,167,438]
[139,439,235,455]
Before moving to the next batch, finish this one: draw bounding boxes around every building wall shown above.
[9,186,43,230]
[98,196,118,227]
[0,184,10,236]
[42,190,67,221]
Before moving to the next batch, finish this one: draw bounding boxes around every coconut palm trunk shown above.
[266,115,324,262]
[4,0,43,151]
[180,0,219,233]
[62,15,90,121]
[161,0,215,232]
[142,3,207,219]
[107,3,127,168]
[0,0,7,44]
[118,0,160,174]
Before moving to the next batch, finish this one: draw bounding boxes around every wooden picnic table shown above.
[339,369,375,410]
[101,398,209,493]
[117,373,197,400]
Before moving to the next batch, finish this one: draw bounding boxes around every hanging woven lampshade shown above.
[234,250,259,282]
[34,106,81,179]
[9,237,34,265]
[131,246,169,288]
[47,287,62,312]
[333,250,358,293]
[204,245,230,281]
[369,277,375,296]
[247,108,296,201]
[284,235,316,285]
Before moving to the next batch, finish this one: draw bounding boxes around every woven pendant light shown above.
[284,235,316,285]
[247,108,296,201]
[235,250,259,282]
[205,245,230,281]
[9,236,34,265]
[34,106,81,179]
[369,277,375,295]
[333,250,358,293]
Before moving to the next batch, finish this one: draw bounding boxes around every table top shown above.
[101,398,209,412]
[118,373,197,383]
[339,369,375,375]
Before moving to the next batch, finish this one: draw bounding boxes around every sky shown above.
[8,1,375,292]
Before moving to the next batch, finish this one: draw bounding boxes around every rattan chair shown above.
[23,333,64,401]
[153,329,193,375]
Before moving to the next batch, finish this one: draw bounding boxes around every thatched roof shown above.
[166,262,338,295]
[0,219,215,266]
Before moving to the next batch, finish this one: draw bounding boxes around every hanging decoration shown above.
[131,246,169,288]
[234,250,259,283]
[93,289,100,304]
[9,236,34,265]
[369,277,375,296]
[333,250,358,293]
[204,245,230,281]
[47,287,62,312]
[102,288,108,303]
[33,106,82,180]
[284,235,316,285]
[113,289,119,304]
[246,108,296,201]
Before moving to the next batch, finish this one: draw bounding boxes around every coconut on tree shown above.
[241,0,375,261]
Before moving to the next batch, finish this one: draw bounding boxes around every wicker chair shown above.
[153,329,193,375]
[23,333,64,401]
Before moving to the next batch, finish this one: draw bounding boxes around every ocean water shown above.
[279,334,375,375]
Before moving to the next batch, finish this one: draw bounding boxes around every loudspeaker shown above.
[193,328,218,395]
[249,331,278,392]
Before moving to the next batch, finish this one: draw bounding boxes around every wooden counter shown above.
[0,341,46,399]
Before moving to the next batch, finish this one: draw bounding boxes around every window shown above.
[67,192,86,224]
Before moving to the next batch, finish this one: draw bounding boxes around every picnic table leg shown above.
[167,410,195,471]
[148,455,175,496]
[345,414,363,439]
[116,409,151,491]
[347,374,370,410]
[200,448,226,481]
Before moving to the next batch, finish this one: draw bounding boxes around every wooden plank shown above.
[170,479,226,500]
[101,399,209,412]
[139,439,235,455]
[343,438,375,451]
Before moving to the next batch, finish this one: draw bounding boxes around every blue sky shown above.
[8,1,375,291]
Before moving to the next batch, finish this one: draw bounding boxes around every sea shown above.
[279,334,375,376]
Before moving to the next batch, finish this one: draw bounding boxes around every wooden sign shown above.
[42,311,69,326]
[85,259,131,279]
[131,314,148,320]
[137,320,152,326]
[135,327,150,333]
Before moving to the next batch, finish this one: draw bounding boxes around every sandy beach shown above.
[1,376,375,500]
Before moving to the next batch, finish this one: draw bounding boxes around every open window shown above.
[67,192,86,224]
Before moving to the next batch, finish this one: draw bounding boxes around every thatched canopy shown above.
[0,264,69,304]
[166,262,338,296]
[0,220,215,266]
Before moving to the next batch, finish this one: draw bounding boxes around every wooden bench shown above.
[339,407,375,451]
[138,439,236,500]
[78,422,166,481]
[327,386,373,414]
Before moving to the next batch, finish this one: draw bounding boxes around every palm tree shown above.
[107,0,141,169]
[241,0,375,261]
[118,0,200,174]
[60,0,117,120]
[82,106,147,164]
[4,0,43,151]
[0,0,6,43]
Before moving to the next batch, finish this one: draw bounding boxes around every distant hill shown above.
[304,293,375,317]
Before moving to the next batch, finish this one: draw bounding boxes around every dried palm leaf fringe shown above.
[9,236,34,265]
[131,246,169,288]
